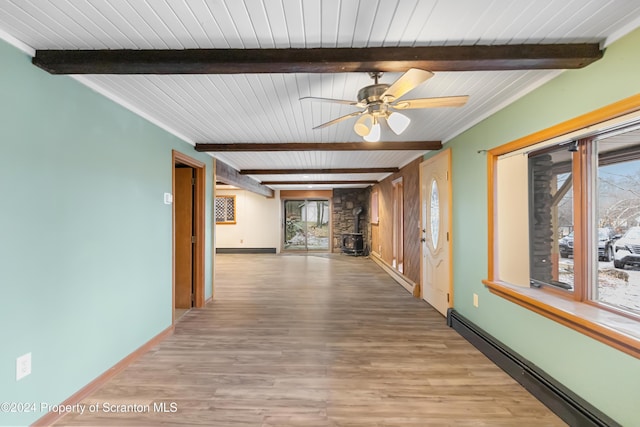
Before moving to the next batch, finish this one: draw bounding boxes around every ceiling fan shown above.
[300,69,469,142]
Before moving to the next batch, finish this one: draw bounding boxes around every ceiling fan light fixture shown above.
[354,114,373,136]
[305,69,468,139]
[387,112,411,135]
[363,120,381,142]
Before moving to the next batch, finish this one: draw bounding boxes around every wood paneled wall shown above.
[370,158,421,284]
[371,220,380,257]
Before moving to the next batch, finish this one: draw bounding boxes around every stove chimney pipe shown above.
[353,206,364,233]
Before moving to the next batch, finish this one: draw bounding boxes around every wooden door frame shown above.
[280,190,333,253]
[419,148,453,307]
[392,177,404,272]
[172,150,206,324]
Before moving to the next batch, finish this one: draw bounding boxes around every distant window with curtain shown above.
[215,196,236,224]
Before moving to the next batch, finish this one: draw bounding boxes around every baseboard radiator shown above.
[447,309,619,427]
[369,252,415,295]
[216,247,276,254]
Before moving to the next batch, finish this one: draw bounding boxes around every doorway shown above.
[172,150,206,324]
[392,178,404,273]
[420,149,452,316]
[283,199,330,251]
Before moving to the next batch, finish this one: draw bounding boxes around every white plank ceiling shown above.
[1,0,640,189]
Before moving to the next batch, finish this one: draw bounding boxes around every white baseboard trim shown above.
[370,252,416,294]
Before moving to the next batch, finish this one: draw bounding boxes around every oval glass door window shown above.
[430,179,440,249]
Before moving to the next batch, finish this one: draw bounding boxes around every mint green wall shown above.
[0,39,213,426]
[427,29,640,425]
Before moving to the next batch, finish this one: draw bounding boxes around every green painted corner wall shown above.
[425,29,640,425]
[0,39,213,426]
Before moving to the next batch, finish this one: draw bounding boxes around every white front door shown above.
[420,149,452,316]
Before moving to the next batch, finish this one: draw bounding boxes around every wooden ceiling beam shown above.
[195,141,442,152]
[32,44,602,74]
[215,159,273,198]
[261,180,378,185]
[240,167,399,175]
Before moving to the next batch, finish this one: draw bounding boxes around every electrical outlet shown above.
[16,353,31,381]
[473,293,479,308]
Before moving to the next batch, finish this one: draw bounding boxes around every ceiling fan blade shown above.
[312,111,363,130]
[391,95,469,109]
[381,69,434,101]
[300,96,360,106]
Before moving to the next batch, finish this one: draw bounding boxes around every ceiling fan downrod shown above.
[368,71,383,84]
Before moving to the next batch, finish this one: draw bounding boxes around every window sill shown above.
[482,279,640,359]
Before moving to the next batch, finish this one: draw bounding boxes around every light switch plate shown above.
[16,353,31,381]
[164,193,173,204]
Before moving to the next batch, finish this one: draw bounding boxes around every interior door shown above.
[175,167,193,309]
[421,150,452,316]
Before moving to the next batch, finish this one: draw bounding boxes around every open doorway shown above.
[172,150,206,324]
[392,178,404,273]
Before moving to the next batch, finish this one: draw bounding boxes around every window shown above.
[484,97,640,359]
[215,195,236,224]
[527,132,640,316]
[528,143,575,291]
[593,132,640,312]
[430,179,440,250]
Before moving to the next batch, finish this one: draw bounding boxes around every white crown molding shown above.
[0,27,35,56]
[443,70,564,144]
[603,17,640,48]
[72,76,195,146]
[0,27,194,147]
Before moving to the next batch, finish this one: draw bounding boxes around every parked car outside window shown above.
[598,227,617,262]
[559,228,617,262]
[614,227,640,269]
[559,232,574,259]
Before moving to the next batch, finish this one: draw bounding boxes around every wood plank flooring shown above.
[56,254,565,426]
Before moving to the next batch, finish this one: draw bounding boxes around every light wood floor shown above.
[175,308,190,321]
[56,254,565,426]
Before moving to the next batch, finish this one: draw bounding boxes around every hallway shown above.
[56,254,563,426]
